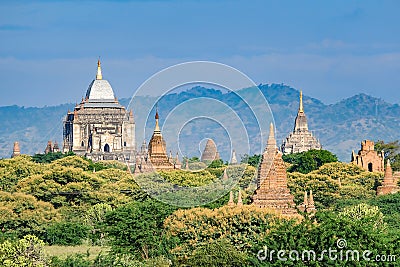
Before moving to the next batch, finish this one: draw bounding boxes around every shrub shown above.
[45,221,90,245]
[184,238,249,267]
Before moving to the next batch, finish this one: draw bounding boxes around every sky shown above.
[0,0,399,107]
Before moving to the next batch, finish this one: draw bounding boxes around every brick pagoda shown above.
[252,123,297,214]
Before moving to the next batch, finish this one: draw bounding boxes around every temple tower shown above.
[281,91,321,154]
[252,123,297,214]
[62,60,135,163]
[351,140,384,172]
[147,109,174,171]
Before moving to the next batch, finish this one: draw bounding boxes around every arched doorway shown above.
[368,163,373,172]
[104,144,110,152]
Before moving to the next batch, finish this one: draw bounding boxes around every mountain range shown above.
[1,84,399,161]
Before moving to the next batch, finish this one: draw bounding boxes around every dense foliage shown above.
[0,235,49,267]
[0,153,399,266]
[32,152,75,164]
[283,149,338,173]
[102,199,177,258]
[0,191,59,240]
[287,162,382,207]
[45,221,90,246]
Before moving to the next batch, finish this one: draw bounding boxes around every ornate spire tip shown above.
[96,58,103,80]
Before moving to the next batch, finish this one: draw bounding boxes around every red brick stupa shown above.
[377,159,399,195]
[252,123,297,214]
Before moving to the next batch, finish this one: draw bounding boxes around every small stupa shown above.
[377,160,399,195]
[11,142,21,158]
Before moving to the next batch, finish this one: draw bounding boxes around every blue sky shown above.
[0,0,399,106]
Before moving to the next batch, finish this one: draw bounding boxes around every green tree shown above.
[0,155,44,192]
[375,140,400,171]
[283,149,338,174]
[103,199,176,259]
[208,159,224,168]
[339,203,385,230]
[0,192,59,239]
[252,207,397,266]
[240,154,261,168]
[45,221,90,245]
[85,203,113,245]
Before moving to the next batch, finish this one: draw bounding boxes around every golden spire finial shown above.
[299,90,304,113]
[96,58,103,80]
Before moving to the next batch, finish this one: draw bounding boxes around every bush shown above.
[0,235,49,266]
[184,238,249,267]
[45,221,90,245]
[50,254,91,267]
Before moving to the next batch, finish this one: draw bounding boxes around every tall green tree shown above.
[375,140,400,171]
[103,199,176,259]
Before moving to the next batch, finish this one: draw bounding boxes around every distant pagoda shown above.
[45,141,60,154]
[281,91,321,154]
[201,139,220,162]
[11,141,20,158]
[252,123,297,214]
[135,110,174,173]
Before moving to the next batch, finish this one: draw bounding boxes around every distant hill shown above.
[1,84,399,161]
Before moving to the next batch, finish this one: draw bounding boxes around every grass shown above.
[44,244,110,260]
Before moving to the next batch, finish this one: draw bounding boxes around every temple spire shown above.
[303,191,308,206]
[299,90,304,113]
[237,190,243,206]
[154,105,160,134]
[96,58,103,80]
[384,159,393,182]
[228,191,235,206]
[309,190,314,206]
[266,122,276,150]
